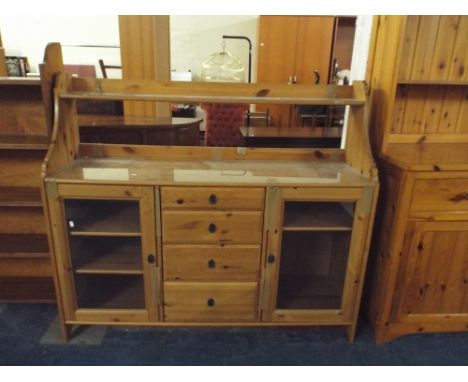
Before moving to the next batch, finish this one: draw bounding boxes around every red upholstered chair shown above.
[201,103,248,147]
[63,64,96,77]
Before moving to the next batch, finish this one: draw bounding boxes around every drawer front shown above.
[161,187,265,210]
[411,178,468,212]
[163,282,258,322]
[163,244,261,281]
[162,211,263,243]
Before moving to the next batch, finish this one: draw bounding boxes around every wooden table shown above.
[78,115,203,146]
[240,126,342,148]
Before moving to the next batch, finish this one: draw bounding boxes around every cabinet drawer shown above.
[162,211,263,243]
[163,282,258,322]
[163,244,261,281]
[161,187,265,210]
[411,178,468,212]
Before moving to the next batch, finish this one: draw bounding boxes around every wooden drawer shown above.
[411,178,468,212]
[162,210,263,243]
[163,282,258,322]
[163,244,261,281]
[161,187,265,210]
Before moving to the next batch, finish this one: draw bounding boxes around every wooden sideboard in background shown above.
[366,15,468,343]
[0,78,55,302]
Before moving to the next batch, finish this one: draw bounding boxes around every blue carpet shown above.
[1,304,468,365]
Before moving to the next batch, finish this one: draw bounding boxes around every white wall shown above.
[170,16,259,82]
[341,15,374,148]
[0,16,120,77]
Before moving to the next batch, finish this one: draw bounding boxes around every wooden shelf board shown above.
[0,135,49,150]
[73,239,143,275]
[70,231,141,237]
[283,202,353,230]
[67,203,141,236]
[283,226,352,232]
[0,77,41,86]
[62,78,365,106]
[0,251,49,259]
[0,187,42,207]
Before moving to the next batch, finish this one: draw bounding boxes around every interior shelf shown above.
[75,274,145,309]
[71,237,143,275]
[0,187,42,207]
[397,80,468,86]
[65,199,141,237]
[0,234,49,258]
[283,202,354,231]
[0,135,49,150]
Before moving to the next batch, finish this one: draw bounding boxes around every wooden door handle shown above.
[450,192,468,202]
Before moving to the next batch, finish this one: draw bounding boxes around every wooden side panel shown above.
[365,163,413,341]
[366,16,406,152]
[0,47,7,76]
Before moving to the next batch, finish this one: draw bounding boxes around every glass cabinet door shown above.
[262,187,368,323]
[48,184,159,323]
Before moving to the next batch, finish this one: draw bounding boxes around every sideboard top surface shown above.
[48,157,372,187]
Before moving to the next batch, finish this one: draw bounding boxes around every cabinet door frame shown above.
[47,183,159,323]
[261,187,369,323]
[392,220,468,325]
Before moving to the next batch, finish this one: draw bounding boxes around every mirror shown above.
[78,15,365,150]
[0,15,370,149]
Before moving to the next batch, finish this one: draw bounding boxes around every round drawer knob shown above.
[208,194,218,205]
[208,259,216,268]
[208,223,217,233]
[267,254,276,264]
[207,298,215,307]
[147,254,156,264]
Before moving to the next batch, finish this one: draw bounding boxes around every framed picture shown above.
[5,56,30,77]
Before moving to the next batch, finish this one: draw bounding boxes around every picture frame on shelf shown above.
[5,56,30,77]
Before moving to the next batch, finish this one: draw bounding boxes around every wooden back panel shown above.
[367,16,468,151]
[398,16,468,83]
